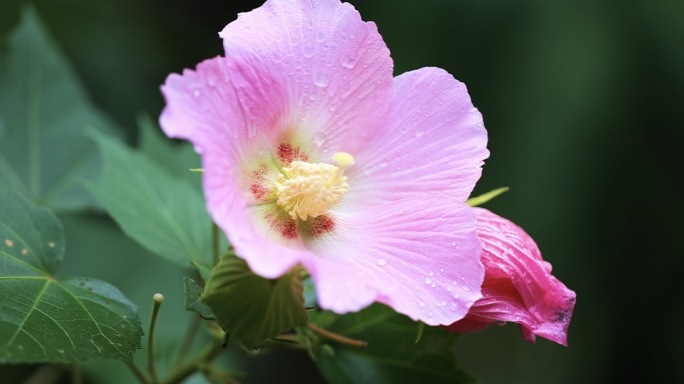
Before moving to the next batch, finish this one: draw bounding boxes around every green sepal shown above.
[201,252,308,349]
[183,277,214,320]
[306,304,476,384]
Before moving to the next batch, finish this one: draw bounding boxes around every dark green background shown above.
[1,0,682,383]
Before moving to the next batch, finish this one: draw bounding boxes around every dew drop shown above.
[314,73,329,87]
[4,239,13,247]
[424,278,432,285]
[452,281,458,286]
[430,283,437,288]
[313,132,327,148]
[446,287,452,292]
[441,300,447,306]
[341,54,357,68]
[303,44,315,58]
[428,271,434,277]
[376,258,387,267]
[453,294,460,299]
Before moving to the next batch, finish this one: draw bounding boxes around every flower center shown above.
[274,152,354,221]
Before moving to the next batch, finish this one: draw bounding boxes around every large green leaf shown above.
[86,130,212,276]
[0,189,142,363]
[137,115,202,185]
[308,305,475,384]
[202,252,308,349]
[0,7,119,211]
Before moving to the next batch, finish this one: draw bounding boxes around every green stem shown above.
[175,315,202,366]
[212,222,220,266]
[126,362,151,384]
[71,363,83,384]
[148,293,165,383]
[307,323,368,349]
[162,338,225,384]
[202,365,239,384]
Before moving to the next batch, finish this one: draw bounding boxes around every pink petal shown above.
[303,197,484,326]
[445,208,576,346]
[345,67,489,210]
[219,0,394,159]
[160,57,241,151]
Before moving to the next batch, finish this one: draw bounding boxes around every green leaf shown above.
[466,187,510,207]
[308,304,476,384]
[0,7,119,211]
[183,277,214,319]
[137,115,202,185]
[202,253,308,349]
[0,189,142,363]
[86,130,212,276]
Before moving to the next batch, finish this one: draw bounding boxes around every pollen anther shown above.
[274,153,354,221]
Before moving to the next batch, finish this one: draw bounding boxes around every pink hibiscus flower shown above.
[159,0,489,326]
[444,208,576,345]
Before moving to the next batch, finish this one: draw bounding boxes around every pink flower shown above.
[444,208,576,345]
[159,0,489,325]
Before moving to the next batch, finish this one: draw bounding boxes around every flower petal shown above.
[345,67,489,209]
[445,208,576,346]
[303,197,484,326]
[219,0,394,159]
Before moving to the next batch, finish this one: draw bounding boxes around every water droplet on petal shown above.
[341,53,357,68]
[424,278,432,285]
[314,73,329,87]
[376,259,387,267]
[313,132,326,148]
[428,271,434,277]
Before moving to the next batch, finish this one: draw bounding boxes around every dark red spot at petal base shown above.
[309,215,336,237]
[279,219,299,239]
[277,142,308,165]
[250,183,267,200]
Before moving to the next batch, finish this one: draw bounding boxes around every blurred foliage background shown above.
[1,0,682,383]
